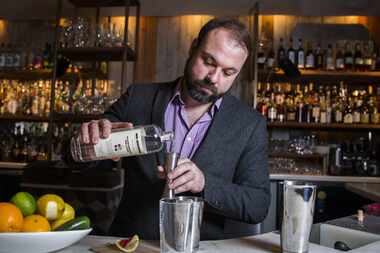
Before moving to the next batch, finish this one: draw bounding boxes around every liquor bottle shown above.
[354,42,364,71]
[320,101,327,124]
[71,125,174,162]
[360,97,370,124]
[267,93,277,122]
[5,43,14,70]
[257,42,266,69]
[363,41,373,71]
[335,43,345,71]
[325,44,335,71]
[277,38,286,66]
[287,38,296,65]
[297,38,305,69]
[333,99,343,123]
[343,97,353,124]
[286,98,296,122]
[352,97,361,124]
[344,42,354,71]
[315,42,324,69]
[305,41,315,69]
[0,43,5,69]
[266,44,275,70]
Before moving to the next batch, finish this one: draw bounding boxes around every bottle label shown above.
[0,54,5,67]
[306,55,314,68]
[355,58,364,65]
[344,113,353,124]
[353,112,361,123]
[288,52,296,64]
[298,52,305,68]
[345,57,353,65]
[258,56,266,64]
[361,113,369,124]
[335,111,342,122]
[326,57,335,70]
[320,112,327,124]
[336,59,344,69]
[94,128,147,158]
[268,107,277,121]
[266,58,274,68]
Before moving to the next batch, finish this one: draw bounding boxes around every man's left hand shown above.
[157,158,205,194]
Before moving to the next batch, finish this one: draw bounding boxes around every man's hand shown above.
[79,119,133,144]
[157,158,205,194]
[79,119,133,161]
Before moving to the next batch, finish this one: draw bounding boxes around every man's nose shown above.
[207,67,221,84]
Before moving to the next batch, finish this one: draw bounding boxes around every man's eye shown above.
[224,71,235,77]
[204,58,213,65]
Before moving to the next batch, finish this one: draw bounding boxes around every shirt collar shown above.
[169,78,222,117]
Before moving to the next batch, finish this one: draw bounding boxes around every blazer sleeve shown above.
[202,116,270,224]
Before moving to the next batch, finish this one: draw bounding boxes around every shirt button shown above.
[187,137,192,142]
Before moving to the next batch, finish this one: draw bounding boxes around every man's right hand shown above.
[79,119,134,144]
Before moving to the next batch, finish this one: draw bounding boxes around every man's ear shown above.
[189,38,199,56]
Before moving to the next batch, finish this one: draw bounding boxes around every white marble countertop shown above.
[57,232,341,253]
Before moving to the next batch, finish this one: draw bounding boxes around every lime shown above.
[10,192,37,216]
[37,194,65,221]
[51,203,75,230]
[116,235,139,252]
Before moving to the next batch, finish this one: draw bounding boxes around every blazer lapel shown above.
[151,80,179,166]
[192,95,235,170]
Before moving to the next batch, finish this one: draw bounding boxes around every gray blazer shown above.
[103,79,270,240]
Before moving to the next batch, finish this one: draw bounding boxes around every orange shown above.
[21,214,51,232]
[0,202,24,232]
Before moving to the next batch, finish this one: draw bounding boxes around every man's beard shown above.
[184,63,221,104]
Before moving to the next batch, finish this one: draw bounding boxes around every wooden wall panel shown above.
[133,16,158,83]
[155,15,214,82]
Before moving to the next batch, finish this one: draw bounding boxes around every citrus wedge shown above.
[115,235,139,252]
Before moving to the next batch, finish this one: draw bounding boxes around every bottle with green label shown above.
[71,124,173,162]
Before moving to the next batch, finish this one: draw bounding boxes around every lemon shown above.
[116,235,139,252]
[51,203,75,230]
[37,194,65,221]
[10,192,37,216]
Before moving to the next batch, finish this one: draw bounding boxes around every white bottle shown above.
[71,124,173,162]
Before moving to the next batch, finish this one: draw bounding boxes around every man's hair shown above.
[193,17,251,55]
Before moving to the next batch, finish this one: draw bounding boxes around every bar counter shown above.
[57,230,380,253]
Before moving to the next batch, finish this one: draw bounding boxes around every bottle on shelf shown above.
[315,42,324,70]
[325,44,335,71]
[335,42,345,71]
[287,38,296,65]
[297,38,305,69]
[277,38,286,67]
[257,42,266,70]
[266,44,275,70]
[305,41,315,69]
[354,42,364,72]
[344,41,354,71]
[70,125,174,162]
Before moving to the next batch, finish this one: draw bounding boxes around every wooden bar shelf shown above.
[0,115,49,122]
[259,70,380,84]
[58,46,136,62]
[52,112,102,123]
[267,121,380,131]
[68,0,139,7]
[269,152,324,160]
[0,70,107,80]
[0,113,102,123]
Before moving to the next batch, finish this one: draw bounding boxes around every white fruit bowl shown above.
[0,228,92,253]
